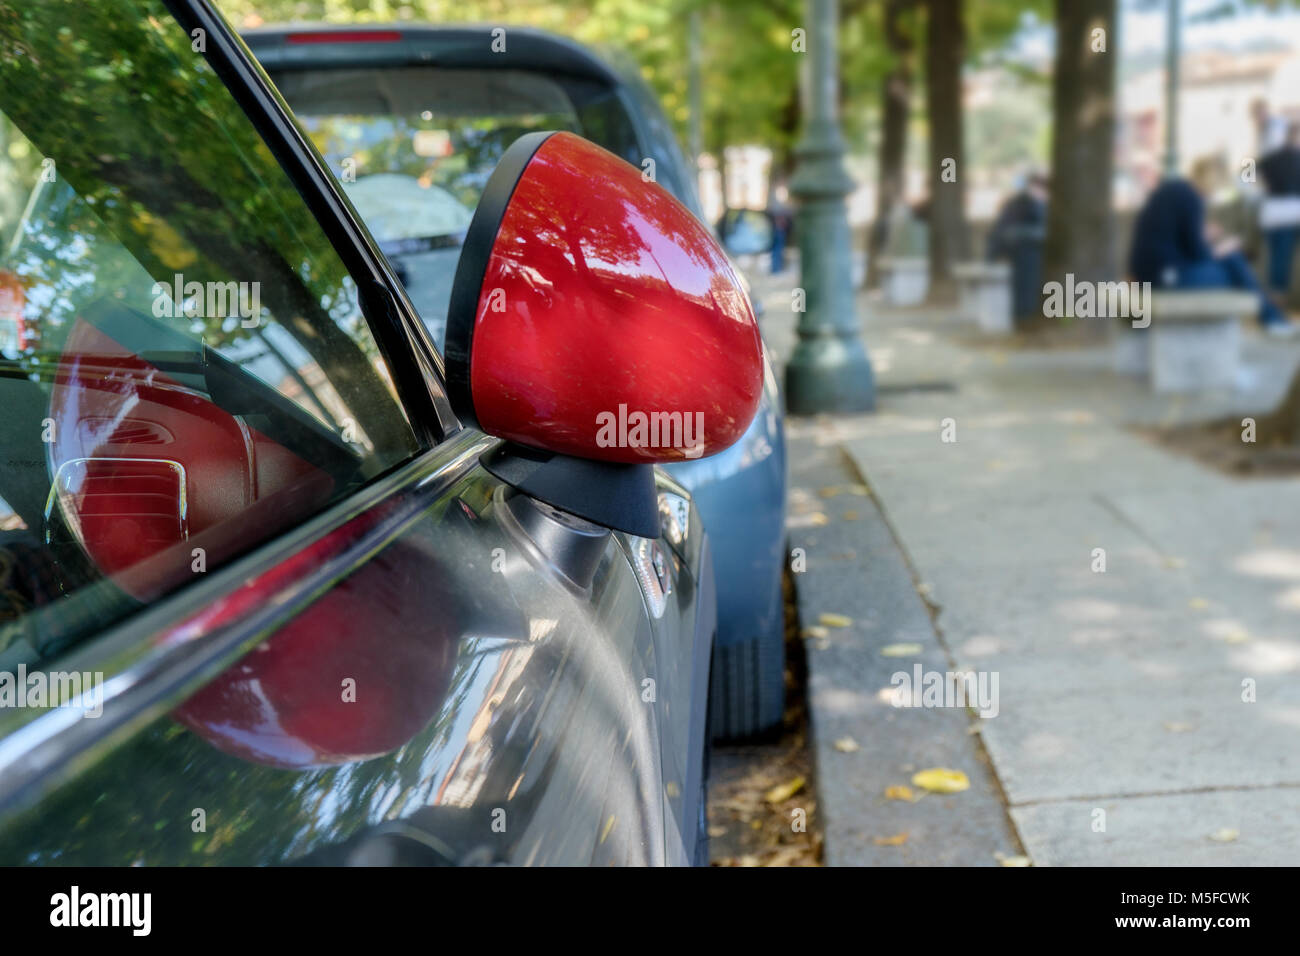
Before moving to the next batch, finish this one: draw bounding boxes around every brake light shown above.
[285,30,403,44]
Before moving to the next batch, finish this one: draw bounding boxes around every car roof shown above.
[243,23,628,87]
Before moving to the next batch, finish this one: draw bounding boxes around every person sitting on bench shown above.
[1129,157,1297,337]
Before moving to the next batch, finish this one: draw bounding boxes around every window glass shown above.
[270,66,585,348]
[0,0,421,668]
[268,62,699,350]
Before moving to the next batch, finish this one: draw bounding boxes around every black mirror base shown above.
[480,442,661,539]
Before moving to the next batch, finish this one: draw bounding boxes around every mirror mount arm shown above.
[480,443,660,539]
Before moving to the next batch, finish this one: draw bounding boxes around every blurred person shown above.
[895,196,930,255]
[1129,157,1296,336]
[986,170,1047,320]
[767,181,792,275]
[1258,122,1300,299]
[1252,98,1288,156]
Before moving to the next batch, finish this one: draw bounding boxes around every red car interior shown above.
[47,311,335,601]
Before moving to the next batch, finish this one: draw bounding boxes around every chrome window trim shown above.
[0,428,496,822]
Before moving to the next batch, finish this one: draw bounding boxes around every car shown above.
[0,0,767,866]
[244,25,790,740]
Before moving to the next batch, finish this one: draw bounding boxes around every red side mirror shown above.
[444,131,763,466]
[173,542,458,769]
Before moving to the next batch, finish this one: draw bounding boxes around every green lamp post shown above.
[784,0,875,413]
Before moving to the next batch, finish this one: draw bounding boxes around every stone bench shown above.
[878,257,928,307]
[1112,289,1256,393]
[954,261,1012,333]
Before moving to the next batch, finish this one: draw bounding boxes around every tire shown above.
[708,622,785,741]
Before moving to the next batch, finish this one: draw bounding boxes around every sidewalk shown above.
[754,264,1300,865]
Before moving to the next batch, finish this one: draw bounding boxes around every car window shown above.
[0,0,421,669]
[268,65,586,349]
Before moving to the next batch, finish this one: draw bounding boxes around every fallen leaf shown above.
[707,825,727,838]
[787,511,829,529]
[819,613,853,628]
[1208,828,1239,843]
[911,768,970,793]
[848,484,871,496]
[1189,597,1209,611]
[842,510,860,521]
[801,625,829,640]
[1163,557,1187,569]
[881,643,924,657]
[764,776,806,804]
[818,485,844,498]
[833,737,860,753]
[995,853,1032,867]
[873,832,909,846]
[884,785,915,801]
[1163,721,1194,733]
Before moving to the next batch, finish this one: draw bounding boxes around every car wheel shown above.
[709,624,785,741]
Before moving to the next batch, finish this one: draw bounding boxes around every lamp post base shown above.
[785,336,875,414]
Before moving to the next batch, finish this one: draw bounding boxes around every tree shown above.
[1042,0,1117,317]
[865,0,917,288]
[0,0,415,458]
[924,0,969,303]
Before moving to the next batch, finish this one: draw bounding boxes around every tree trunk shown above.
[1265,362,1300,444]
[866,0,914,289]
[924,0,968,304]
[1043,0,1117,318]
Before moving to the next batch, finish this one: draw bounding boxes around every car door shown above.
[0,0,710,866]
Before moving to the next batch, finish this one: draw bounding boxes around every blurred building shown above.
[1119,48,1300,207]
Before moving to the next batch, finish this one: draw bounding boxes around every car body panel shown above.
[0,429,713,865]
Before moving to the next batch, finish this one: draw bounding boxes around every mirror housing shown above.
[444,131,764,467]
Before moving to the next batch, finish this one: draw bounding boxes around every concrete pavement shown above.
[754,262,1300,865]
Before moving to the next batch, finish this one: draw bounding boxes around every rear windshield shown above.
[267,64,647,347]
